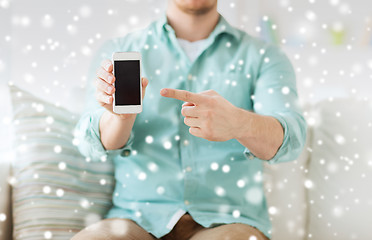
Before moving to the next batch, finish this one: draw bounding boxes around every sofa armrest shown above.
[0,159,13,240]
[263,118,312,240]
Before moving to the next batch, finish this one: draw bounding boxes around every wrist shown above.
[108,111,137,122]
[233,108,253,141]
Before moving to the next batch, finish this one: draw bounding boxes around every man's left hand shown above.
[160,88,242,141]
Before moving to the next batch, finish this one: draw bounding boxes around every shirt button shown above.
[185,166,192,172]
[187,74,193,80]
[183,140,189,146]
[123,150,130,156]
[184,200,190,205]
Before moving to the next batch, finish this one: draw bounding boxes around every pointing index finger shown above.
[160,88,203,104]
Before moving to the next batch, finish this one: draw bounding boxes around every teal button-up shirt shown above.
[76,15,306,239]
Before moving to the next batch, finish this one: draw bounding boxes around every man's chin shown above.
[182,7,213,16]
[175,1,217,16]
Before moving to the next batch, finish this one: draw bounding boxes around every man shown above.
[72,0,306,239]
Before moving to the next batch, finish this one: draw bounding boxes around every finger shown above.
[141,77,149,99]
[181,106,199,117]
[189,127,203,138]
[96,78,115,95]
[95,91,113,105]
[184,117,201,128]
[182,102,195,107]
[101,59,113,72]
[160,88,203,104]
[200,89,218,96]
[142,77,149,89]
[97,67,115,84]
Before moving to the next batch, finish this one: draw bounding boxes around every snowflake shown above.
[81,46,92,56]
[268,206,278,215]
[79,6,92,18]
[58,162,66,170]
[215,186,226,197]
[43,186,51,194]
[44,231,53,239]
[80,199,90,209]
[304,179,314,189]
[156,186,165,195]
[232,210,240,218]
[163,141,172,150]
[210,162,219,171]
[135,211,142,217]
[147,162,158,172]
[281,86,290,95]
[222,164,230,173]
[236,179,246,188]
[100,179,106,185]
[7,176,17,186]
[45,116,54,124]
[56,188,64,197]
[333,206,344,217]
[129,16,139,25]
[42,14,53,28]
[334,134,345,145]
[306,11,317,21]
[0,213,6,222]
[145,135,154,144]
[138,172,147,181]
[54,145,62,153]
[66,24,77,34]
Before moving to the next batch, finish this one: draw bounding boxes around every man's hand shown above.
[96,59,149,119]
[97,59,149,150]
[160,88,242,141]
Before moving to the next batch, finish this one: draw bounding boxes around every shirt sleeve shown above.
[74,39,135,162]
[244,45,307,164]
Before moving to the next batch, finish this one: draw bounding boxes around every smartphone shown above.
[112,52,142,114]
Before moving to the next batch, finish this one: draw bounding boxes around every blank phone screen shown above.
[114,60,140,105]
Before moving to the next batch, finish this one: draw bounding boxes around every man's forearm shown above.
[99,111,136,150]
[234,109,284,161]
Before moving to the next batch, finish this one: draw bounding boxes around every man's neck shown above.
[166,4,219,42]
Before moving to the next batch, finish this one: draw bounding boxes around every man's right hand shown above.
[95,59,149,119]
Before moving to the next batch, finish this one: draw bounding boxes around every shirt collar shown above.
[156,14,241,41]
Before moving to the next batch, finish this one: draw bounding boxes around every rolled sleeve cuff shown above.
[79,108,135,161]
[244,112,290,164]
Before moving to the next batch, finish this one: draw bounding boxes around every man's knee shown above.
[215,223,268,240]
[71,218,139,240]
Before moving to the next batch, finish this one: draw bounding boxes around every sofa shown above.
[1,47,371,240]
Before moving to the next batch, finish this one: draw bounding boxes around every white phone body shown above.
[112,52,142,114]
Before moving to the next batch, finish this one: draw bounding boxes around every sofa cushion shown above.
[9,85,115,239]
[306,98,372,240]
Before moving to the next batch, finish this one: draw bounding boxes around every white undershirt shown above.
[177,38,208,62]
